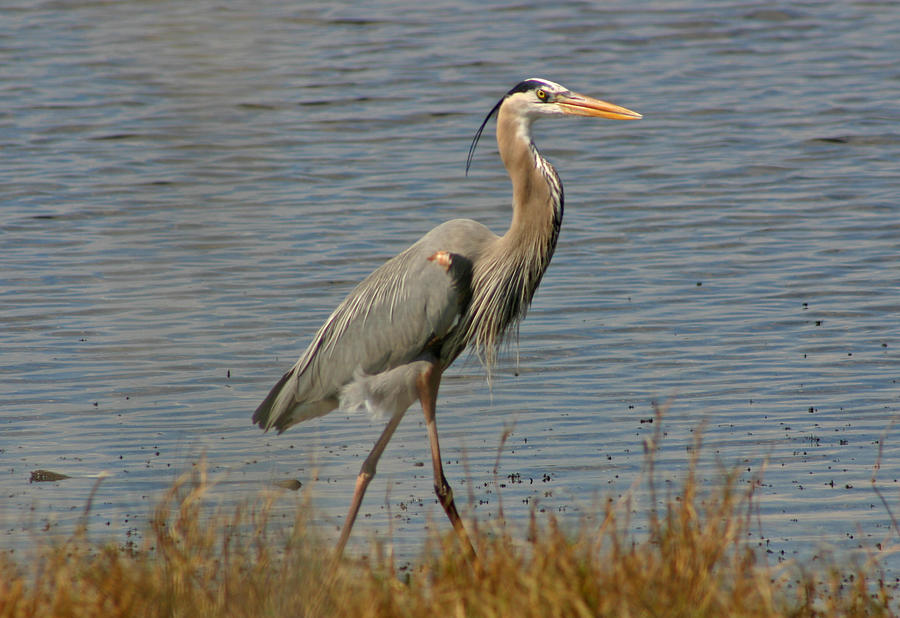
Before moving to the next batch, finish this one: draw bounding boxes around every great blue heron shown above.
[253,78,641,564]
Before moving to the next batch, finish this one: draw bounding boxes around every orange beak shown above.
[557,92,642,120]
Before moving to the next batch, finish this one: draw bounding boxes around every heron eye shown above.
[536,89,547,101]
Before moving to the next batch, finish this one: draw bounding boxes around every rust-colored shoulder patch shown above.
[427,250,452,271]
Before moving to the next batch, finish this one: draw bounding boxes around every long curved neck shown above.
[495,104,564,256]
[453,104,565,374]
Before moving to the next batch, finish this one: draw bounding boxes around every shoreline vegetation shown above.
[2,416,897,617]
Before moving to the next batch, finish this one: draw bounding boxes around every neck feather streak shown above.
[456,106,565,374]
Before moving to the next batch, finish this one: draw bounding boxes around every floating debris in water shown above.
[30,470,70,483]
[274,479,302,491]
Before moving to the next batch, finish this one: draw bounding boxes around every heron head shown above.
[507,78,642,120]
[466,78,641,174]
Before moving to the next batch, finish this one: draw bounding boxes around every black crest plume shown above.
[465,79,545,176]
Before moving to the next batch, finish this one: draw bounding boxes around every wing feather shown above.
[253,220,490,432]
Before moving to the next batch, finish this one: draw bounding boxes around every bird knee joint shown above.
[434,481,453,505]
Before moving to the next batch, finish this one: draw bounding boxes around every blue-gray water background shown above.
[2,0,899,577]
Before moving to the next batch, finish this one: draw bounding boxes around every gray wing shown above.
[253,219,495,433]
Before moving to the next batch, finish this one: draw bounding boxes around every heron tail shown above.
[253,365,337,433]
[252,368,297,433]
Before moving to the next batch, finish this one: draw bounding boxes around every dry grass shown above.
[1,419,895,617]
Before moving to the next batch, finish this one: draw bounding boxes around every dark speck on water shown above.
[1,0,898,577]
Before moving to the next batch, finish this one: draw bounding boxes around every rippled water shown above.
[2,0,899,577]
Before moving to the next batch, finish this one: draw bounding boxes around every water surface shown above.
[2,0,899,576]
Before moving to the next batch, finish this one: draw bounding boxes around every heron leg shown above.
[334,408,407,559]
[417,363,480,569]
